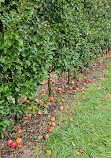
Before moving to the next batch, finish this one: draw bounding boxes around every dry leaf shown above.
[47,150,51,155]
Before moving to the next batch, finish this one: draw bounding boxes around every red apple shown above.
[55,87,58,90]
[86,81,89,83]
[69,87,73,90]
[71,110,74,114]
[62,99,64,103]
[79,149,84,153]
[11,142,17,148]
[44,134,49,139]
[51,117,55,122]
[83,97,86,100]
[48,128,52,133]
[104,74,107,77]
[37,111,41,115]
[83,83,86,86]
[101,103,105,105]
[47,25,51,27]
[51,122,55,127]
[25,113,29,117]
[4,130,7,134]
[8,140,13,146]
[59,106,63,110]
[76,84,79,87]
[17,129,22,134]
[95,14,98,18]
[78,77,81,81]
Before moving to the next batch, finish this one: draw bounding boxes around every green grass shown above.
[44,62,111,158]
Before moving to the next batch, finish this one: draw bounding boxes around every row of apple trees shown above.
[0,0,111,136]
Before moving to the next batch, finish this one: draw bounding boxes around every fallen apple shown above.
[11,142,17,148]
[48,128,52,133]
[8,140,13,146]
[16,138,22,144]
[44,134,49,139]
[59,106,63,110]
[37,111,41,115]
[4,130,7,134]
[17,129,22,134]
[51,122,55,127]
[83,97,86,100]
[79,149,84,153]
[71,110,74,114]
[51,117,55,122]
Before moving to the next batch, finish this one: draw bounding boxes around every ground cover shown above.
[44,59,111,158]
[0,53,111,158]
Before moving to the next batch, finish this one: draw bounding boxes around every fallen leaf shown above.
[46,150,51,155]
[72,142,75,148]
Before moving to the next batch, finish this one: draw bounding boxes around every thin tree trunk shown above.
[48,74,51,96]
[68,70,70,84]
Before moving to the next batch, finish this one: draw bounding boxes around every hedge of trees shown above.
[0,0,111,136]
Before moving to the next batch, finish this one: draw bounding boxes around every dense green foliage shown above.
[0,0,111,136]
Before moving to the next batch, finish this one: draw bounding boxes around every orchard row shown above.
[0,0,111,136]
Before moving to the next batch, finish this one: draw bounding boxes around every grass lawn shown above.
[44,61,111,158]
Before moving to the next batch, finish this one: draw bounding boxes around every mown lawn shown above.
[44,62,111,158]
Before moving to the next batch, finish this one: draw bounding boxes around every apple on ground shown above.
[16,138,22,144]
[59,106,63,110]
[37,111,41,115]
[79,149,84,153]
[51,117,55,122]
[76,88,80,91]
[25,113,29,117]
[48,128,52,133]
[4,130,7,134]
[95,14,98,18]
[17,129,22,134]
[71,110,74,114]
[78,77,81,81]
[44,134,49,139]
[51,122,55,127]
[11,142,17,148]
[8,140,13,146]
